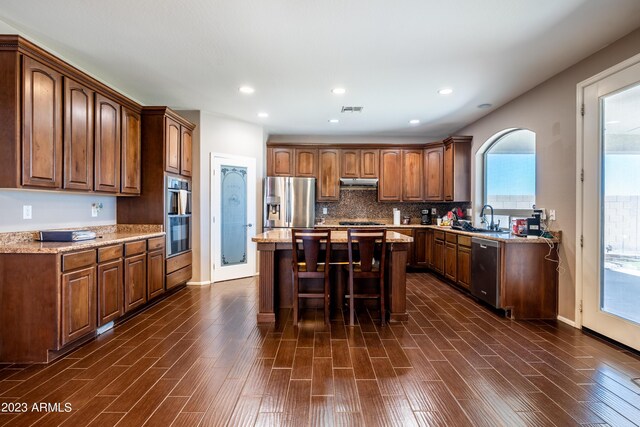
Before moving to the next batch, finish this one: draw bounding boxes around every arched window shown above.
[483,129,536,211]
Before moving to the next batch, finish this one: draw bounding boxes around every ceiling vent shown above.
[341,106,364,113]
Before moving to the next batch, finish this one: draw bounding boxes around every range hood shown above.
[339,178,379,189]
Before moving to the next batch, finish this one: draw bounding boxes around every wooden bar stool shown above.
[291,229,331,325]
[344,229,387,326]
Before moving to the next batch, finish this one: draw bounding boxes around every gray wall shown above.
[456,27,640,321]
[0,191,115,232]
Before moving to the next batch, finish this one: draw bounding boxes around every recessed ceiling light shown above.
[257,112,269,118]
[438,88,453,95]
[331,87,346,95]
[409,119,420,125]
[477,103,493,109]
[606,120,621,124]
[328,119,339,123]
[239,86,255,94]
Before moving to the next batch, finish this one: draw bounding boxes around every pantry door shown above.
[581,58,640,350]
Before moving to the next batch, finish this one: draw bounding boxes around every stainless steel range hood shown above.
[339,178,379,189]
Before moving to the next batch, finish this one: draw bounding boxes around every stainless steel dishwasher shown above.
[471,237,500,307]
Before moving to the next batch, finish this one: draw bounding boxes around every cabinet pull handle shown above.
[480,244,487,249]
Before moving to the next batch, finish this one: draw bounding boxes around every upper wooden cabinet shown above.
[0,36,142,195]
[443,136,472,201]
[401,149,424,201]
[294,148,317,177]
[379,149,402,201]
[165,117,181,174]
[94,94,121,193]
[121,107,141,194]
[267,147,295,176]
[341,149,360,178]
[424,145,444,201]
[318,149,340,201]
[22,56,63,189]
[361,149,379,178]
[63,77,94,191]
[181,126,193,177]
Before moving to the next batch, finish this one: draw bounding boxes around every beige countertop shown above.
[318,223,432,229]
[424,225,561,244]
[253,229,413,243]
[0,226,165,254]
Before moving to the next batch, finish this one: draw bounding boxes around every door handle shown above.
[244,223,253,228]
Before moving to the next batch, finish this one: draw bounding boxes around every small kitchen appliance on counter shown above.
[38,229,96,242]
[420,209,432,225]
[526,210,543,237]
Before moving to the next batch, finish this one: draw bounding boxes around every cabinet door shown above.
[443,142,454,201]
[360,149,379,178]
[424,146,444,201]
[165,117,181,174]
[379,149,402,201]
[94,94,121,192]
[413,229,428,266]
[63,77,94,191]
[318,149,340,201]
[22,56,63,188]
[121,107,141,194]
[180,126,193,177]
[294,148,317,177]
[61,266,96,346]
[457,245,471,290]
[444,241,457,282]
[402,149,424,201]
[124,253,147,313]
[433,240,445,274]
[97,259,123,326]
[268,147,295,176]
[147,249,165,300]
[426,229,434,267]
[341,149,360,178]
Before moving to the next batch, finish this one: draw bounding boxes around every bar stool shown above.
[291,229,331,325]
[344,229,387,326]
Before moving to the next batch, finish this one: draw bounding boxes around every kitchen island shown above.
[252,229,413,323]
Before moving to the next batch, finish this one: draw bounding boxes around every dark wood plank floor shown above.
[1,272,640,426]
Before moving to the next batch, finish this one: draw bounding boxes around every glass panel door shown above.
[220,165,248,266]
[601,83,640,325]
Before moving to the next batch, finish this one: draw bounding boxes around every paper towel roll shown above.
[393,208,400,225]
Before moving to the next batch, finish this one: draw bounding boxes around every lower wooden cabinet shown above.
[61,266,96,346]
[457,245,471,289]
[97,259,123,326]
[432,238,445,274]
[413,229,429,266]
[124,253,147,313]
[147,249,165,299]
[444,241,457,281]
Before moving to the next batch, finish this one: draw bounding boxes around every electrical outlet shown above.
[322,207,328,215]
[549,209,556,221]
[91,205,99,217]
[23,205,32,220]
[431,208,437,215]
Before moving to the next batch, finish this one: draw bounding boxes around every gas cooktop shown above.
[338,221,385,226]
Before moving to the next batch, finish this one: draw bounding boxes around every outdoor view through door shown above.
[582,58,640,351]
[212,154,256,282]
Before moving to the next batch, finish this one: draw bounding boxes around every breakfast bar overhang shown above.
[252,229,413,323]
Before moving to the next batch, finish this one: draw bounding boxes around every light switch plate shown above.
[23,205,32,220]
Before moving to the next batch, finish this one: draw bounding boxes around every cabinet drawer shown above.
[445,233,458,244]
[62,250,96,272]
[125,240,146,257]
[147,236,165,251]
[457,235,472,248]
[167,265,192,289]
[98,244,123,263]
[166,251,192,274]
[434,230,445,241]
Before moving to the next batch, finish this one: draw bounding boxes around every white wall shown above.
[0,191,115,232]
[179,111,265,284]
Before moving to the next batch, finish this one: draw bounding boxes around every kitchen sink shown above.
[450,225,510,234]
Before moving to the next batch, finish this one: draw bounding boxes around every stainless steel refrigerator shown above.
[264,177,315,230]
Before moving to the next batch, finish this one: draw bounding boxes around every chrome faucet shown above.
[480,204,497,231]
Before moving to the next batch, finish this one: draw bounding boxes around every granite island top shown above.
[253,229,413,243]
[0,224,165,254]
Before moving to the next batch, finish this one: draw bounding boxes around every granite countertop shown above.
[318,223,432,229]
[0,225,165,254]
[253,229,413,243]
[424,225,561,244]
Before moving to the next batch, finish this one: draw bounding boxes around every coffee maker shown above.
[421,209,432,225]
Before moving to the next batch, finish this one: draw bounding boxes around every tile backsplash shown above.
[315,189,470,222]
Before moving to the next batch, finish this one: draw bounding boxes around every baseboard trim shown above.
[557,315,577,328]
[187,280,211,286]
